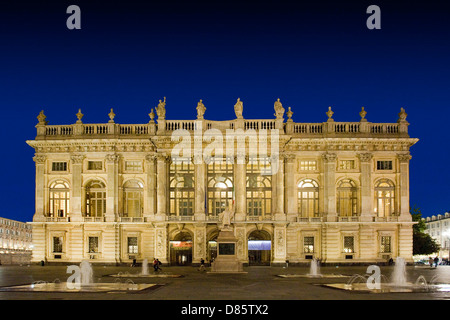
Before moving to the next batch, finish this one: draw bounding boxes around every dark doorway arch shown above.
[248,230,272,266]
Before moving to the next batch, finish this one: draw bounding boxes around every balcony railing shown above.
[35,117,409,139]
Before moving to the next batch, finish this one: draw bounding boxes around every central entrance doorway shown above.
[169,232,192,266]
[248,230,271,266]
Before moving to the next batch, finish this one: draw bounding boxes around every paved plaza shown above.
[0,264,449,301]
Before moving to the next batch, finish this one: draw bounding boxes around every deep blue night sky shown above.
[0,0,449,222]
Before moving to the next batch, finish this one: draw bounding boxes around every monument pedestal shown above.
[209,228,246,274]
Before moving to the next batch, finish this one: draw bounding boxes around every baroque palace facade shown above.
[27,98,418,265]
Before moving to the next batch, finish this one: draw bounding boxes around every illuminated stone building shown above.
[26,98,418,265]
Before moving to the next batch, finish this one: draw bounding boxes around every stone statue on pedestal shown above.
[218,201,235,230]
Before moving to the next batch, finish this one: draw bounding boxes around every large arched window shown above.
[207,159,233,216]
[297,179,319,217]
[170,159,194,217]
[336,179,358,216]
[247,158,272,217]
[49,180,70,217]
[123,180,143,217]
[85,180,106,217]
[375,179,395,217]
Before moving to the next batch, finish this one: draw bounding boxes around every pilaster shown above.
[105,153,120,222]
[322,153,337,222]
[33,154,46,222]
[358,153,374,222]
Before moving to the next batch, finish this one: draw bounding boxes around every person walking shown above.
[429,257,434,268]
[434,256,439,268]
[153,258,161,272]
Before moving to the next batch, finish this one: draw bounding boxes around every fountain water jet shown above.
[307,258,322,277]
[390,257,407,287]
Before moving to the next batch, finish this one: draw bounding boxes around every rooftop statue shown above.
[156,97,166,120]
[234,98,243,119]
[197,99,206,119]
[274,98,285,119]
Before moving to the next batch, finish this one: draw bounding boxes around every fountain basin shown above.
[0,282,161,293]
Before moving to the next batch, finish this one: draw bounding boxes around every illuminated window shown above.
[375,179,395,217]
[207,159,233,216]
[343,236,354,253]
[297,179,319,217]
[49,180,70,217]
[170,158,194,216]
[123,180,143,217]
[381,236,391,253]
[337,179,358,217]
[339,160,355,170]
[303,236,315,253]
[125,161,142,172]
[246,158,272,216]
[85,180,106,217]
[127,237,138,254]
[299,160,317,171]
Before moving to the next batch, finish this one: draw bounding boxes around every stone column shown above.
[144,154,156,220]
[33,154,46,222]
[398,153,412,222]
[156,154,168,220]
[105,153,120,222]
[194,155,206,220]
[322,153,337,222]
[70,154,85,222]
[285,154,296,221]
[358,153,373,222]
[234,154,247,221]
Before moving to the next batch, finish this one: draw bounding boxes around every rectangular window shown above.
[343,236,354,253]
[88,161,103,170]
[127,237,138,254]
[339,160,355,170]
[88,237,99,253]
[299,160,317,171]
[303,236,315,253]
[52,162,67,171]
[53,236,63,253]
[377,161,393,170]
[380,236,391,253]
[125,161,142,172]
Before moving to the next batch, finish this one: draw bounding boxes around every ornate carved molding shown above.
[70,154,85,164]
[105,153,121,163]
[357,153,373,162]
[398,153,412,162]
[33,154,46,164]
[321,152,337,162]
